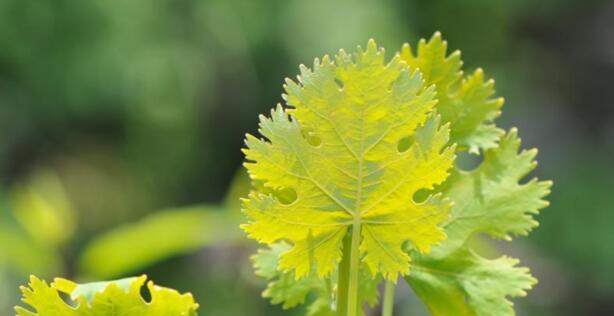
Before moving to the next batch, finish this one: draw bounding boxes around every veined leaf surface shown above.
[242,40,456,280]
[406,130,552,315]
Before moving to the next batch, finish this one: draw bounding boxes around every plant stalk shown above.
[337,234,351,316]
[382,280,396,316]
[347,221,362,316]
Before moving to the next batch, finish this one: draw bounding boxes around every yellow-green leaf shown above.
[15,275,199,316]
[253,243,333,314]
[242,39,456,280]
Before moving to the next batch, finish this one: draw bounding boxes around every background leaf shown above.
[79,205,242,279]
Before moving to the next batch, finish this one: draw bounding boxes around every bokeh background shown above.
[1,0,613,315]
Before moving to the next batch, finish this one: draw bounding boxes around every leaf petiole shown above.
[382,280,395,316]
[347,223,362,316]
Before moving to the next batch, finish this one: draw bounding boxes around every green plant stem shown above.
[382,280,395,316]
[347,221,362,316]
[337,234,351,316]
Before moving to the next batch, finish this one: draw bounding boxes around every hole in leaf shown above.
[397,136,414,153]
[273,187,298,205]
[301,128,322,147]
[140,281,152,303]
[334,78,344,89]
[412,188,431,204]
[58,291,74,307]
[455,151,483,172]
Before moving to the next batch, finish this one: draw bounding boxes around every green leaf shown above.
[400,32,504,153]
[242,39,456,281]
[15,275,199,316]
[78,205,241,279]
[405,130,552,316]
[252,243,378,316]
[408,248,535,316]
[253,243,331,313]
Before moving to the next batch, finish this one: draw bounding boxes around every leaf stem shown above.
[337,234,351,316]
[382,280,395,316]
[347,221,361,316]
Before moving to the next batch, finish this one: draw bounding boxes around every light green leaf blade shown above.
[15,275,199,316]
[438,129,552,255]
[406,130,552,316]
[408,249,536,316]
[78,205,241,279]
[253,243,330,313]
[242,39,456,280]
[400,32,504,153]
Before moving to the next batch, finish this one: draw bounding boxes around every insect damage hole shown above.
[334,77,345,90]
[397,135,415,153]
[140,281,152,303]
[272,187,298,205]
[455,151,483,172]
[301,128,322,147]
[412,188,432,204]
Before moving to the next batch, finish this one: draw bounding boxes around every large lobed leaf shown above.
[15,275,198,316]
[242,39,456,281]
[406,130,552,316]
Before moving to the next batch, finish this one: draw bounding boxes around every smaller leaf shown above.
[438,129,552,256]
[253,243,334,314]
[407,248,536,316]
[400,32,504,153]
[15,275,199,316]
[405,130,552,316]
[252,243,379,316]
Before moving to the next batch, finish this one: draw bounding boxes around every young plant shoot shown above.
[242,33,551,316]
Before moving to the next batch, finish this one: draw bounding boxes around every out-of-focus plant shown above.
[78,205,237,279]
[0,171,71,273]
[241,34,551,316]
[2,169,247,314]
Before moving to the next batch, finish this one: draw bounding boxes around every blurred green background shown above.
[1,0,613,315]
